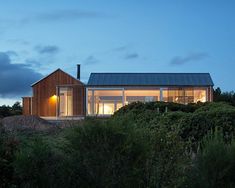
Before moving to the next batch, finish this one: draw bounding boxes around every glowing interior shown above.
[87,88,208,115]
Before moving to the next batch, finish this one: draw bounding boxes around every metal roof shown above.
[87,73,214,86]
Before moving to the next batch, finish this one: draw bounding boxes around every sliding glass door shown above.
[87,89,123,115]
[59,87,73,116]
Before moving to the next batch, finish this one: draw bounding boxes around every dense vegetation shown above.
[0,102,22,118]
[213,87,235,106]
[1,101,235,187]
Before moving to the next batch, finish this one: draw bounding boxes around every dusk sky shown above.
[0,0,235,105]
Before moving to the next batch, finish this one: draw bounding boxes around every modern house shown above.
[22,65,214,118]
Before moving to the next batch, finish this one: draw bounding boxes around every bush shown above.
[114,102,235,152]
[59,118,187,187]
[0,125,20,187]
[0,102,22,118]
[184,130,235,188]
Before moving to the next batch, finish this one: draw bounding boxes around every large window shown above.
[162,88,207,104]
[125,90,160,104]
[194,89,206,103]
[59,87,73,116]
[87,87,208,115]
[88,89,123,115]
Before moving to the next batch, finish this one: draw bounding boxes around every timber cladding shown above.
[31,69,84,117]
[22,97,32,115]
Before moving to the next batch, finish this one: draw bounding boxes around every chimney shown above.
[77,64,80,80]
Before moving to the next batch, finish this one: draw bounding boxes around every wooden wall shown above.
[72,85,85,116]
[32,69,84,117]
[22,97,32,115]
[208,86,214,102]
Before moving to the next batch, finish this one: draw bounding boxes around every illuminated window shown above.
[59,87,73,116]
[194,89,206,102]
[88,89,123,115]
[185,88,194,104]
[125,90,160,103]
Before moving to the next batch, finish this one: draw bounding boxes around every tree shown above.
[213,87,235,106]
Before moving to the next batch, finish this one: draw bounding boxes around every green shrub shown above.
[0,125,20,187]
[184,130,235,188]
[59,118,187,188]
[13,136,64,188]
[114,102,235,152]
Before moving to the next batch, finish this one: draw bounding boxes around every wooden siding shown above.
[32,69,84,117]
[208,86,213,102]
[72,85,85,116]
[22,97,32,115]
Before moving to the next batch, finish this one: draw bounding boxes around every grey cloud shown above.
[113,45,128,52]
[6,39,30,45]
[25,59,42,68]
[170,52,209,65]
[37,9,103,21]
[5,51,18,57]
[0,9,104,32]
[21,9,104,24]
[34,45,59,54]
[124,53,139,60]
[83,55,99,65]
[0,52,43,98]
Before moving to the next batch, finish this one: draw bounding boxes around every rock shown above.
[1,115,55,132]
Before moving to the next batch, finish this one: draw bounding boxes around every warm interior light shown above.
[52,95,57,100]
[103,104,114,114]
[49,95,57,103]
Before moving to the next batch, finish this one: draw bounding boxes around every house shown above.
[22,65,85,118]
[22,65,214,118]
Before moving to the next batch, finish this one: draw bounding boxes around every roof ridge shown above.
[90,72,211,74]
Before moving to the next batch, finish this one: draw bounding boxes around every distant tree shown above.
[11,102,22,116]
[213,87,235,106]
[0,105,11,118]
[0,102,22,118]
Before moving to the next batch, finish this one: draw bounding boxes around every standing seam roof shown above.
[87,73,214,86]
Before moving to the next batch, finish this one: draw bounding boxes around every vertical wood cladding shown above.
[32,69,84,117]
[22,97,32,115]
[72,85,85,116]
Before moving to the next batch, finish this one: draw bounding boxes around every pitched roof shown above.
[31,69,82,87]
[87,73,214,86]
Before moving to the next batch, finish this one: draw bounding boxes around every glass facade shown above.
[125,90,160,104]
[162,88,207,104]
[87,87,208,115]
[59,87,73,116]
[88,89,123,115]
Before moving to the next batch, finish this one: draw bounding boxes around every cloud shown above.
[0,52,43,98]
[20,9,104,24]
[5,51,18,57]
[170,52,209,65]
[83,55,99,65]
[25,59,42,68]
[37,9,103,21]
[124,53,139,60]
[6,39,30,45]
[113,45,128,52]
[34,45,59,54]
[0,9,104,33]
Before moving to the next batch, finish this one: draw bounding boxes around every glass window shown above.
[59,87,73,116]
[164,88,185,104]
[125,90,160,104]
[162,88,207,104]
[88,89,123,115]
[185,88,194,104]
[194,89,207,103]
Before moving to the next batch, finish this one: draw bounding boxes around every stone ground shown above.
[0,115,83,132]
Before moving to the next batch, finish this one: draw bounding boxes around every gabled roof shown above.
[87,73,214,86]
[31,69,82,87]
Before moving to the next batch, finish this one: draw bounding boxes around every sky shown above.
[0,0,235,105]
